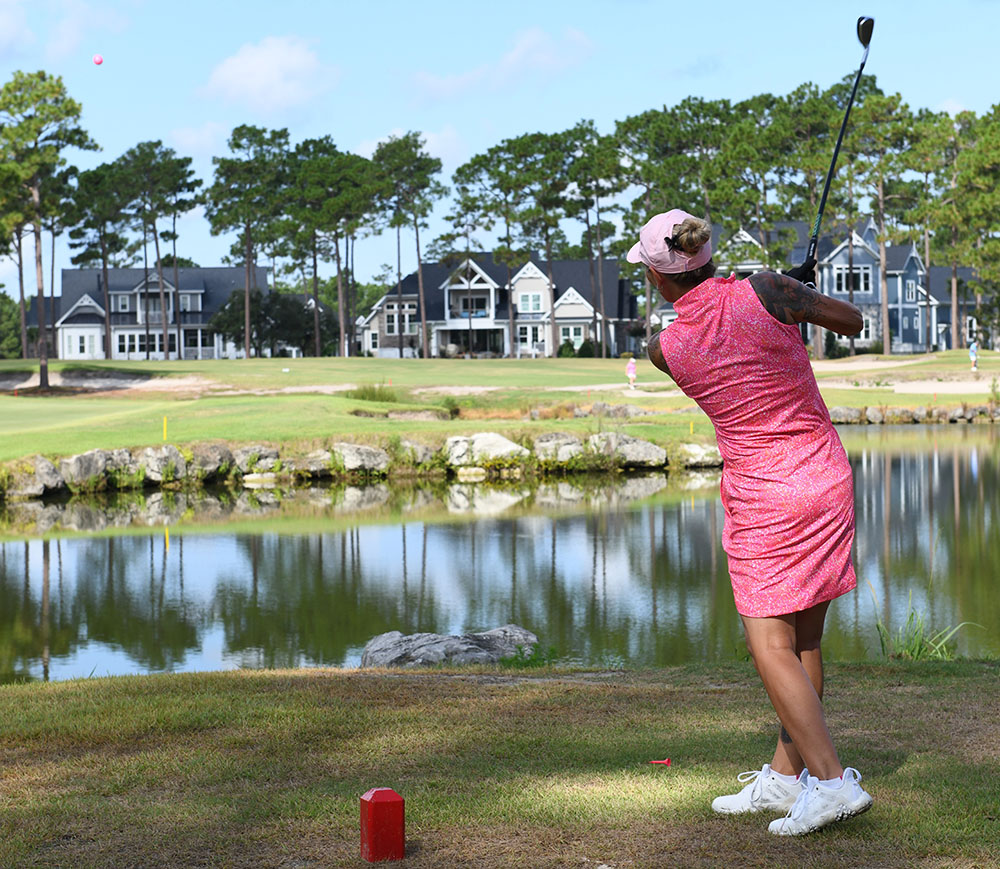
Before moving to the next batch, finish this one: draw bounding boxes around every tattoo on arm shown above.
[779,726,794,745]
[749,271,822,326]
[647,329,673,380]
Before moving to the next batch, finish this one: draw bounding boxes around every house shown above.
[651,219,974,354]
[41,267,270,360]
[358,253,636,358]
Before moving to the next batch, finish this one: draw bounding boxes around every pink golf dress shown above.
[660,274,856,617]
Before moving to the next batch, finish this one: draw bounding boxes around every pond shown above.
[2,427,997,682]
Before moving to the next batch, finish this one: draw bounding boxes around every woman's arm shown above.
[647,330,673,380]
[749,271,863,336]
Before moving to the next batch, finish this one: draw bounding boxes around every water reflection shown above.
[2,431,997,681]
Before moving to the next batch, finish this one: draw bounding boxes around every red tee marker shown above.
[649,758,671,766]
[360,787,405,862]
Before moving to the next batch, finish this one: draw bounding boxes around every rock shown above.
[6,455,66,498]
[445,432,529,467]
[828,406,864,424]
[931,407,950,424]
[587,432,666,468]
[455,466,487,483]
[948,407,966,423]
[138,445,187,483]
[29,456,65,494]
[864,407,884,425]
[993,407,1000,422]
[912,406,929,423]
[884,408,915,424]
[533,432,583,463]
[400,439,435,465]
[573,406,590,418]
[288,449,333,477]
[590,401,610,416]
[361,624,538,667]
[60,449,111,489]
[966,405,989,420]
[232,444,279,473]
[242,473,278,488]
[189,443,235,481]
[332,442,390,473]
[674,442,723,468]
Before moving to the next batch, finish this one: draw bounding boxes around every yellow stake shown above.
[165,527,170,552]
[690,420,694,435]
[163,416,167,441]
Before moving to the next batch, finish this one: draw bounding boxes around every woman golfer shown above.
[630,209,872,836]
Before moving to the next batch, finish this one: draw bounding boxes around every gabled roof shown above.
[55,292,105,328]
[58,267,270,321]
[926,266,978,304]
[379,253,625,321]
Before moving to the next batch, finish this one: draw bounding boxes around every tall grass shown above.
[868,584,979,661]
[343,382,399,402]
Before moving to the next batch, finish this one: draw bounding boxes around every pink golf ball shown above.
[93,54,103,65]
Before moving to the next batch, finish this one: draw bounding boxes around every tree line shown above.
[2,69,998,374]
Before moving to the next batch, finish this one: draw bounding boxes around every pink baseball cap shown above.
[626,209,713,274]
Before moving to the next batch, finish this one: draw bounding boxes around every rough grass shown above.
[0,661,997,868]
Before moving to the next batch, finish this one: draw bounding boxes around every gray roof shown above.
[386,253,629,320]
[927,266,977,304]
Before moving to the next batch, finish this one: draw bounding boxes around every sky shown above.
[2,0,999,301]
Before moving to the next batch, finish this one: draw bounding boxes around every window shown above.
[460,296,487,314]
[834,266,872,294]
[87,335,94,355]
[560,325,584,349]
[138,334,147,353]
[904,280,916,302]
[903,316,909,330]
[386,313,397,335]
[118,334,126,353]
[387,302,417,334]
[128,334,136,353]
[966,316,977,342]
[117,295,129,312]
[518,326,529,343]
[861,317,872,341]
[520,293,541,312]
[179,294,191,312]
[79,335,86,353]
[370,330,378,350]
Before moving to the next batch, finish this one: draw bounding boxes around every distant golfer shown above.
[969,339,978,371]
[631,209,872,836]
[626,354,637,389]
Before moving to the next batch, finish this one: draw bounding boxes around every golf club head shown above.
[857,16,874,47]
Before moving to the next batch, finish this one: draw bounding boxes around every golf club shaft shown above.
[805,53,869,263]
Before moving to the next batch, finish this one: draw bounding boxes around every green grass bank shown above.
[1,661,997,868]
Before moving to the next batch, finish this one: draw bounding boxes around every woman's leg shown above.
[742,601,843,782]
[768,601,830,776]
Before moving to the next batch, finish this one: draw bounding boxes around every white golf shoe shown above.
[769,767,873,835]
[711,764,807,814]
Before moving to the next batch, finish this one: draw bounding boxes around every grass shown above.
[0,661,997,867]
[0,353,997,465]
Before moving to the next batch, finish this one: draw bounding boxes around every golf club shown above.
[805,16,875,264]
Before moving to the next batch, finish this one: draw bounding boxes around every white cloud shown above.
[169,121,228,157]
[44,0,128,62]
[414,27,593,101]
[0,0,35,59]
[202,36,335,113]
[936,98,969,117]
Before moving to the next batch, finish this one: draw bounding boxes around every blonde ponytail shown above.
[672,217,712,254]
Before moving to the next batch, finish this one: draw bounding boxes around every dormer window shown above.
[117,295,129,312]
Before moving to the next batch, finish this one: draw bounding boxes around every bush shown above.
[557,340,576,358]
[824,330,849,359]
[576,339,595,357]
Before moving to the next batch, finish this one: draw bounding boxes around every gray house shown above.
[358,253,636,358]
[48,267,269,360]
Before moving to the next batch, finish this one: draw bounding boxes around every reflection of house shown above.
[358,253,635,358]
[653,219,980,353]
[40,267,270,360]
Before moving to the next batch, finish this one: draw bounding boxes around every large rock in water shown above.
[445,432,529,466]
[60,449,111,488]
[361,624,538,667]
[587,432,666,468]
[332,443,390,472]
[533,432,583,463]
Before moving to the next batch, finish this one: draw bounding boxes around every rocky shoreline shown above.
[1,402,996,503]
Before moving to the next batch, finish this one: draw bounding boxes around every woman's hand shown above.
[749,272,863,336]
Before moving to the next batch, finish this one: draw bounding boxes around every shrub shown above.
[557,340,576,358]
[576,339,595,357]
[824,330,849,359]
